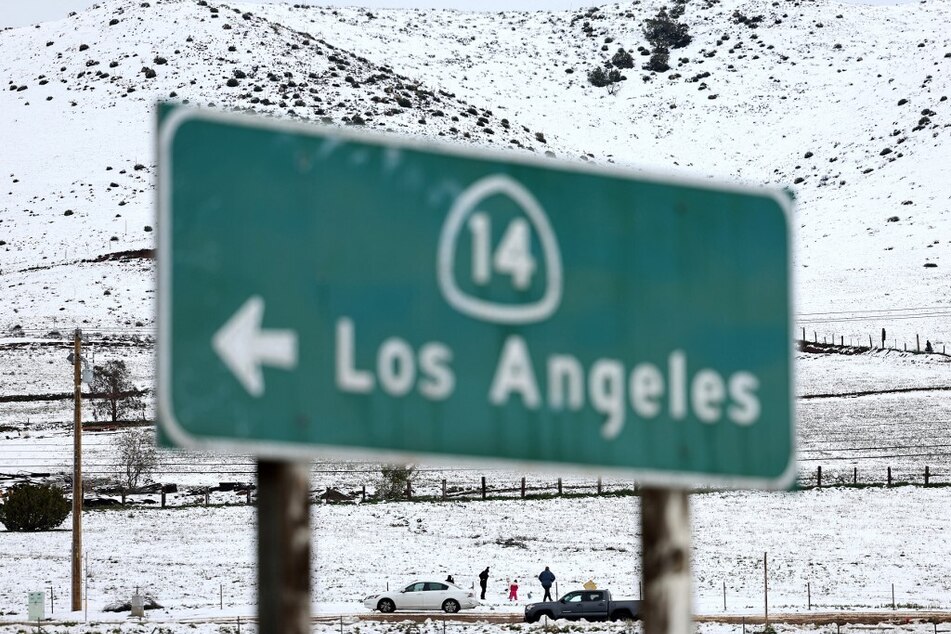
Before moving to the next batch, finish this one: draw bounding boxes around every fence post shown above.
[807,581,811,610]
[246,489,251,505]
[481,476,486,500]
[887,467,892,487]
[917,334,920,352]
[205,489,210,506]
[161,488,166,508]
[892,583,895,609]
[361,485,366,502]
[801,327,805,341]
[869,334,873,348]
[925,466,930,485]
[557,478,562,496]
[520,477,526,498]
[853,467,857,485]
[597,477,602,495]
[442,479,447,500]
[722,581,726,611]
[406,480,412,500]
[813,331,817,343]
[817,466,822,488]
[840,335,843,346]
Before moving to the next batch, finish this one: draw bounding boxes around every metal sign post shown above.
[257,460,311,634]
[641,488,691,634]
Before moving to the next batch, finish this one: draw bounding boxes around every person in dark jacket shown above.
[538,566,556,601]
[479,567,489,600]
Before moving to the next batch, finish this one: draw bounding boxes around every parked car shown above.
[524,589,641,622]
[363,580,479,613]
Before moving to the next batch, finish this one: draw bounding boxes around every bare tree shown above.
[91,360,143,423]
[113,429,158,491]
[377,464,416,500]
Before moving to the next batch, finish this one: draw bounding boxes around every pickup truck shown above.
[524,589,642,622]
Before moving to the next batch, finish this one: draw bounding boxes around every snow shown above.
[2,0,951,631]
[2,487,951,629]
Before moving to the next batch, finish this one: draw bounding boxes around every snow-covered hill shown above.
[1,0,949,341]
[253,0,951,344]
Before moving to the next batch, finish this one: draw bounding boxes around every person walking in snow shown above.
[445,574,455,584]
[479,567,489,600]
[538,566,556,601]
[508,579,519,601]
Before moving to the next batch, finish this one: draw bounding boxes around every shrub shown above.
[643,8,692,50]
[376,464,416,501]
[644,47,671,72]
[589,66,625,88]
[587,67,610,87]
[611,48,634,69]
[0,483,71,531]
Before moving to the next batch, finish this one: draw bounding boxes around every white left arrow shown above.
[212,295,298,397]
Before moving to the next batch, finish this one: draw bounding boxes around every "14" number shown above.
[467,212,536,290]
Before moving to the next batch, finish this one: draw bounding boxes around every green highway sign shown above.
[157,106,794,488]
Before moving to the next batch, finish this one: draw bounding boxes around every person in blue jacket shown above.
[538,566,556,601]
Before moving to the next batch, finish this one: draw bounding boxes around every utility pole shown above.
[72,329,83,612]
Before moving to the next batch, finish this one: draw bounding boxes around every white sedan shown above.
[364,580,479,613]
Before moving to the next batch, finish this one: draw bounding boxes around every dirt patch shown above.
[84,248,155,263]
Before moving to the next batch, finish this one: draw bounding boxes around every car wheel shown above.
[378,598,396,613]
[442,599,460,614]
[610,610,633,622]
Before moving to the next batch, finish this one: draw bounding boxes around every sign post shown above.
[158,105,793,633]
[28,591,45,622]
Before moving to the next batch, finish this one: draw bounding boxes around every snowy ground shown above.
[1,487,950,627]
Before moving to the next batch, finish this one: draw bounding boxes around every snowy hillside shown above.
[1,0,950,344]
[255,0,951,344]
[0,0,563,334]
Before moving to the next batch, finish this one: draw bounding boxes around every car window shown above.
[404,583,426,592]
[564,592,583,603]
[424,583,448,591]
[585,592,604,602]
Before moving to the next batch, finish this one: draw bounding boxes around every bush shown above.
[377,464,416,501]
[611,48,634,69]
[588,66,625,88]
[0,483,71,531]
[588,67,611,87]
[644,47,671,72]
[643,8,692,50]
